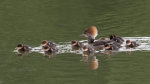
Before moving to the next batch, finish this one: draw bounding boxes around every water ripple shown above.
[14,37,150,54]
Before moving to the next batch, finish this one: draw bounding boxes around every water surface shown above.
[0,0,150,84]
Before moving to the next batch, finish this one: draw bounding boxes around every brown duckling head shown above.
[71,40,77,46]
[42,40,48,46]
[104,44,110,50]
[16,44,23,50]
[81,26,98,39]
[43,45,50,52]
[82,45,89,51]
[126,40,131,45]
[109,34,116,40]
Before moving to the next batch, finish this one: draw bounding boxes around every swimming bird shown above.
[16,44,32,52]
[41,40,57,49]
[43,45,58,53]
[82,45,95,56]
[104,44,119,51]
[81,26,98,39]
[71,40,84,48]
[126,40,139,48]
[110,34,124,44]
[87,35,118,50]
[71,40,84,50]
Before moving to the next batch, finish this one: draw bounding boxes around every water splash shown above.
[13,37,150,54]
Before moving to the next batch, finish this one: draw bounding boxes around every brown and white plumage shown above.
[82,26,98,39]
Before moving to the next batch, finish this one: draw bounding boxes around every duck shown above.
[81,26,116,50]
[16,44,32,52]
[87,35,118,50]
[104,44,119,51]
[126,40,139,48]
[82,45,95,56]
[81,26,100,43]
[80,26,107,49]
[109,34,124,44]
[71,40,84,48]
[81,26,98,39]
[43,45,58,53]
[41,40,57,49]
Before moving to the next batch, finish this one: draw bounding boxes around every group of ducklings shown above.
[16,40,58,54]
[71,26,139,55]
[16,26,139,55]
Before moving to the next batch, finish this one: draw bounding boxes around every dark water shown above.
[1,0,150,84]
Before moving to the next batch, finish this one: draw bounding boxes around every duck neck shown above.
[88,36,95,44]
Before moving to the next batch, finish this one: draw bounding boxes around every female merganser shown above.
[81,26,98,39]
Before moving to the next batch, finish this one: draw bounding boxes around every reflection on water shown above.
[81,51,99,70]
[1,0,150,83]
[87,56,98,70]
[43,51,57,59]
[16,51,32,59]
[80,56,88,62]
[81,55,99,70]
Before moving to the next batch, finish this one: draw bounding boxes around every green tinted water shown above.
[0,0,150,84]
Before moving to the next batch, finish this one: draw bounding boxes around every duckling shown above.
[104,44,119,51]
[71,40,84,50]
[87,35,115,50]
[126,40,139,48]
[110,34,124,44]
[82,45,95,56]
[81,26,98,39]
[41,40,57,49]
[43,45,58,54]
[16,44,31,52]
[71,40,84,48]
[16,44,32,52]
